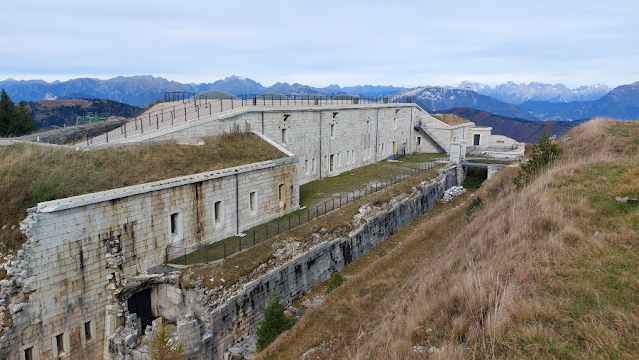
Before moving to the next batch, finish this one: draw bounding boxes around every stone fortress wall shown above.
[109,165,464,360]
[1,136,299,360]
[1,101,474,360]
[106,103,472,184]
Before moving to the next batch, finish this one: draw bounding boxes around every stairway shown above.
[414,125,447,154]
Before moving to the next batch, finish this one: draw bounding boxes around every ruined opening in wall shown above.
[128,288,154,326]
[214,201,223,227]
[249,192,257,215]
[84,321,93,342]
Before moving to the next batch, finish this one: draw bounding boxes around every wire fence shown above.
[165,158,447,265]
[57,93,429,147]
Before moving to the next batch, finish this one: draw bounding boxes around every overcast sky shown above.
[1,0,637,88]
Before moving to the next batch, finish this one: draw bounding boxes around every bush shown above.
[256,294,296,352]
[31,182,58,204]
[466,196,483,220]
[325,272,346,294]
[147,322,184,360]
[514,132,562,189]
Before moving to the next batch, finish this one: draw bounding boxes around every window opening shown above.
[417,136,421,145]
[56,334,65,356]
[474,134,480,146]
[330,154,334,172]
[249,192,257,215]
[214,201,222,226]
[24,347,33,360]
[84,322,92,341]
[330,124,335,137]
[281,128,287,145]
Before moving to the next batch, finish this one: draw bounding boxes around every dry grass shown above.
[431,114,470,126]
[257,119,639,359]
[0,132,285,251]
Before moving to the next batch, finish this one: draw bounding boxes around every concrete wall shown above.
[107,165,464,360]
[1,154,299,360]
[469,126,492,147]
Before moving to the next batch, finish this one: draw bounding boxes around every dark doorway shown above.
[128,289,153,321]
[474,134,481,146]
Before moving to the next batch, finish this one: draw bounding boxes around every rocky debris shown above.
[413,345,425,353]
[301,294,324,308]
[225,331,258,360]
[615,196,638,205]
[442,186,466,203]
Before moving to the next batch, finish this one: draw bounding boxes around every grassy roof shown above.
[0,132,285,251]
[431,113,471,125]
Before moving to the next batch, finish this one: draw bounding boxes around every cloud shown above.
[1,0,637,87]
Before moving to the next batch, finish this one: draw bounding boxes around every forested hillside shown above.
[26,99,143,128]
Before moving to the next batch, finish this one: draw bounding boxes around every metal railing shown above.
[165,158,447,265]
[466,144,519,153]
[66,93,433,147]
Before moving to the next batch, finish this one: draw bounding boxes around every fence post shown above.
[165,246,168,264]
[239,236,242,252]
[223,240,226,259]
[253,230,256,245]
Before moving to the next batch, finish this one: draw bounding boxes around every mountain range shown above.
[0,76,406,107]
[392,86,539,120]
[438,108,580,143]
[459,81,610,104]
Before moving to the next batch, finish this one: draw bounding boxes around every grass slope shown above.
[0,132,284,252]
[258,119,639,359]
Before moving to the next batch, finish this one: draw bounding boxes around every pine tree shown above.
[0,88,15,137]
[256,294,296,351]
[147,323,184,360]
[11,101,38,136]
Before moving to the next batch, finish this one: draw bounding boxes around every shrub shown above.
[147,322,184,360]
[256,294,296,352]
[513,132,562,189]
[31,182,58,204]
[466,196,483,220]
[325,272,346,294]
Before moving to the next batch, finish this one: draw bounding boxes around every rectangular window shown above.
[352,150,355,164]
[324,156,327,169]
[56,334,66,356]
[394,118,397,129]
[330,154,334,172]
[214,201,223,227]
[169,212,182,242]
[367,120,370,133]
[281,128,287,145]
[474,134,480,146]
[312,158,316,173]
[305,159,309,174]
[330,123,335,137]
[84,322,92,341]
[278,184,286,206]
[24,347,33,360]
[417,136,421,145]
[249,192,257,215]
[393,141,397,154]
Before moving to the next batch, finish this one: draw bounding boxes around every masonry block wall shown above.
[137,104,467,185]
[1,157,299,360]
[109,165,462,360]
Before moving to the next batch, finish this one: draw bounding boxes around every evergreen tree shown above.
[513,132,563,189]
[0,88,15,137]
[256,294,296,351]
[11,101,38,136]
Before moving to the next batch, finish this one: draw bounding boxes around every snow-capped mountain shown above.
[391,86,538,120]
[459,81,610,104]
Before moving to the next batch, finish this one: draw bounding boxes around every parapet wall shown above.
[108,165,464,360]
[0,150,299,360]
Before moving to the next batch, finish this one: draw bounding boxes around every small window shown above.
[281,128,287,145]
[305,159,309,174]
[84,322,92,341]
[312,158,316,173]
[367,120,370,133]
[474,134,480,146]
[278,184,286,206]
[324,156,327,169]
[330,123,335,137]
[417,136,421,145]
[394,118,397,129]
[249,192,257,215]
[56,334,66,356]
[214,201,223,227]
[169,212,182,242]
[330,154,334,172]
[352,150,355,164]
[24,347,33,360]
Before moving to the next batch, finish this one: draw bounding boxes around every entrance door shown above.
[393,141,397,154]
[128,289,153,321]
[474,134,480,146]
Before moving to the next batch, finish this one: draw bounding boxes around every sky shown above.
[1,0,637,88]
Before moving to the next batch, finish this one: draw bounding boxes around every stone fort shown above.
[0,92,521,359]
